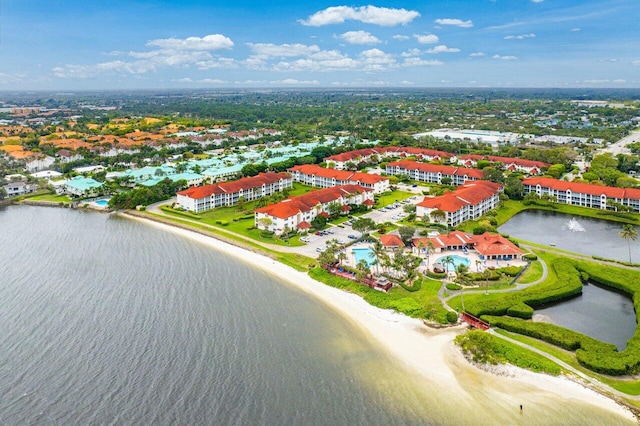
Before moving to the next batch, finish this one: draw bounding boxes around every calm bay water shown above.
[534,282,637,350]
[0,206,635,425]
[499,210,640,262]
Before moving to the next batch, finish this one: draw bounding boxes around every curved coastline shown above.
[121,210,637,424]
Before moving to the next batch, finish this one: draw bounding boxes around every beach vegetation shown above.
[455,330,561,376]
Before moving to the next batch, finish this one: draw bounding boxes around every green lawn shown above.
[516,260,543,284]
[494,329,640,396]
[389,276,451,323]
[375,190,413,208]
[25,193,71,203]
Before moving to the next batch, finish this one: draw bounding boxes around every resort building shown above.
[522,177,640,213]
[176,172,292,213]
[379,234,405,250]
[64,176,104,198]
[323,147,451,170]
[386,160,484,186]
[288,164,390,194]
[412,231,523,260]
[255,185,374,235]
[457,155,549,175]
[416,180,503,227]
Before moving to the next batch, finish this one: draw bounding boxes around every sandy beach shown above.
[126,213,637,424]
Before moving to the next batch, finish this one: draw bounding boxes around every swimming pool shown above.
[352,247,376,267]
[435,254,470,271]
[95,199,110,207]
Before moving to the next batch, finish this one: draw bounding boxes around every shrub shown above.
[446,283,461,291]
[523,253,538,261]
[446,311,459,323]
[497,266,522,277]
[506,302,534,319]
[473,226,487,235]
[427,270,447,279]
[467,258,582,318]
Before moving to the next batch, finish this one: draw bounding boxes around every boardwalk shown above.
[460,312,490,330]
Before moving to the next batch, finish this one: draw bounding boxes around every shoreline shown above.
[122,210,637,423]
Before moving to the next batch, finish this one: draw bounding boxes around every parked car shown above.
[347,234,357,239]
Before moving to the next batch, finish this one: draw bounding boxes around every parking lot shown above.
[297,195,424,258]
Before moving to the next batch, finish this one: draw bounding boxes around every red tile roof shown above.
[288,164,388,185]
[177,172,290,199]
[388,160,484,179]
[379,234,404,247]
[523,177,640,200]
[297,221,311,229]
[472,232,523,257]
[412,231,522,256]
[325,147,452,163]
[255,185,372,219]
[416,181,502,212]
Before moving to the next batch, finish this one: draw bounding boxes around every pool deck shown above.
[343,242,526,277]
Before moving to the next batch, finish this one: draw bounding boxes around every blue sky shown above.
[1,1,638,90]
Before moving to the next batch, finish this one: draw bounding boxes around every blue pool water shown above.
[435,254,470,271]
[95,199,110,207]
[352,247,375,267]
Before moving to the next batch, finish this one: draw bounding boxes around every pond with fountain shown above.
[498,210,640,263]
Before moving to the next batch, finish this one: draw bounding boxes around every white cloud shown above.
[199,78,227,84]
[434,18,473,28]
[270,79,319,85]
[414,34,439,44]
[613,79,626,83]
[401,48,422,57]
[53,33,236,79]
[583,79,610,84]
[357,49,398,71]
[272,50,359,72]
[427,45,460,54]
[146,34,234,51]
[247,43,320,59]
[570,27,581,32]
[402,58,444,67]
[531,0,544,3]
[300,5,419,27]
[174,77,193,83]
[492,54,518,60]
[401,80,414,85]
[633,60,640,66]
[504,33,536,40]
[392,35,410,41]
[339,30,381,45]
[469,52,486,57]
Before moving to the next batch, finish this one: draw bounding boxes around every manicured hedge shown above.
[523,253,538,261]
[160,206,202,220]
[506,302,534,319]
[482,261,640,376]
[467,258,583,318]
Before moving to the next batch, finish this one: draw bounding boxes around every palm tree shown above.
[426,241,435,268]
[443,255,455,275]
[619,224,639,264]
[371,240,386,275]
[337,250,347,267]
[355,259,370,283]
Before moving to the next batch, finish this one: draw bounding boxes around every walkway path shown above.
[488,329,640,407]
[143,198,304,253]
